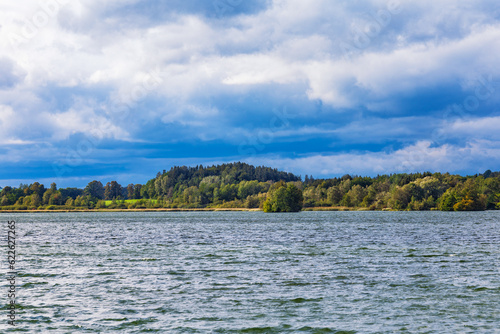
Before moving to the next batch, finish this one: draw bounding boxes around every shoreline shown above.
[0,208,262,213]
[0,207,493,213]
[0,207,415,213]
[0,206,373,213]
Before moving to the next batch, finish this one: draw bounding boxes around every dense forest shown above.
[0,163,499,212]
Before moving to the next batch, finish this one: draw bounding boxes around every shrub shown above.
[263,182,303,213]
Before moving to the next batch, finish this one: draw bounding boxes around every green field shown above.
[104,199,157,205]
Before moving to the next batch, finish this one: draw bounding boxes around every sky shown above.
[0,0,499,188]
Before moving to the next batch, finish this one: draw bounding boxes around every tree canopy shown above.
[263,181,303,212]
[0,165,499,212]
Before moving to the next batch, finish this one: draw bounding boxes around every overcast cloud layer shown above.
[1,0,499,187]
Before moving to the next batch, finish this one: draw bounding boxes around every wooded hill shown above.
[0,163,499,211]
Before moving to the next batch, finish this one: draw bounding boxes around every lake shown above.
[1,211,499,333]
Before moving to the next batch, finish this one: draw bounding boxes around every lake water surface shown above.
[1,211,499,333]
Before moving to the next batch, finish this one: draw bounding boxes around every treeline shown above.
[0,163,499,211]
[302,170,500,211]
[0,163,300,210]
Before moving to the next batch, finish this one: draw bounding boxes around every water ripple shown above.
[1,211,499,333]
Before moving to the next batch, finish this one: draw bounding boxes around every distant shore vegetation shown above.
[1,163,499,212]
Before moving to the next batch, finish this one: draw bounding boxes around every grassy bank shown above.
[0,208,261,213]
